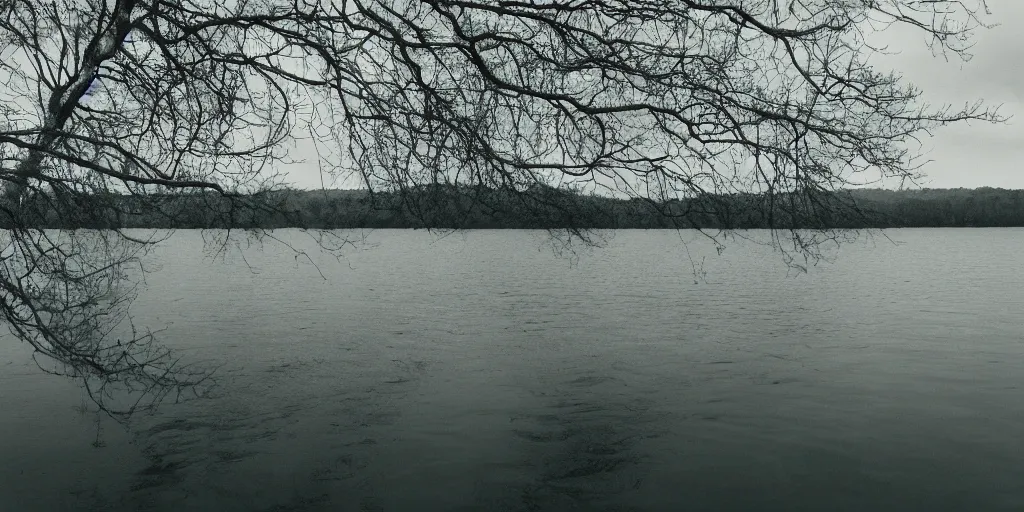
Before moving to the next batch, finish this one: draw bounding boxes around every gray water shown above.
[2,229,1023,511]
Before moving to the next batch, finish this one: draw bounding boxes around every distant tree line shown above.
[4,186,1023,230]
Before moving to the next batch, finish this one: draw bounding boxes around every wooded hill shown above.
[5,186,1024,230]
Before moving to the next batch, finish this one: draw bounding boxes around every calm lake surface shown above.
[2,229,1024,511]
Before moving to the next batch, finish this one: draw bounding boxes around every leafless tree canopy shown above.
[0,0,1002,414]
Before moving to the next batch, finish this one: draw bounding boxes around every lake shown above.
[2,229,1023,511]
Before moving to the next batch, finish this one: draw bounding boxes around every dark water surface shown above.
[2,229,1024,511]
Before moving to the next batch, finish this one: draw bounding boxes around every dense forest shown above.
[4,186,1024,230]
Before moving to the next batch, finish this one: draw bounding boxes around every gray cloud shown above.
[861,0,1023,188]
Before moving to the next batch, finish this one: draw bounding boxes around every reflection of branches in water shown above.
[130,409,295,495]
[509,382,663,510]
[121,352,408,506]
[0,224,366,421]
[541,229,613,269]
[0,229,214,419]
[201,228,364,279]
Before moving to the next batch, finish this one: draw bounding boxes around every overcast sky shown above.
[280,1,1023,191]
[865,0,1024,189]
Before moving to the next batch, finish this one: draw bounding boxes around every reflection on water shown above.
[3,229,1024,511]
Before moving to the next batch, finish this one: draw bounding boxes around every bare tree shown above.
[0,0,1003,415]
